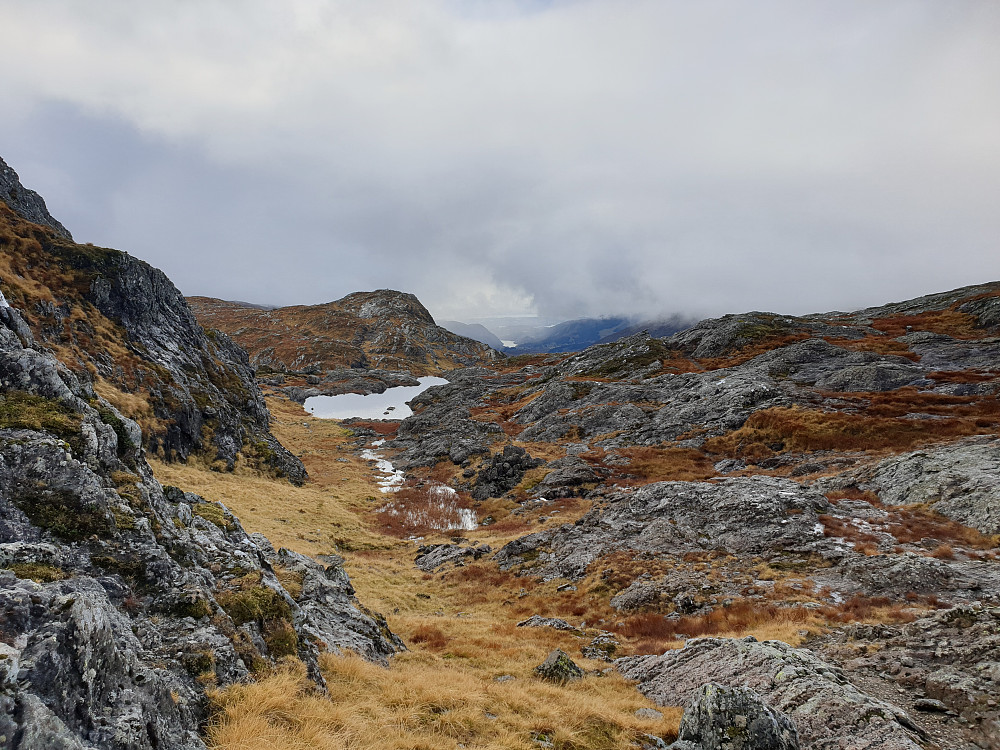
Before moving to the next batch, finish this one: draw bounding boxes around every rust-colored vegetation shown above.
[870,308,987,340]
[372,484,476,538]
[705,390,1000,459]
[346,420,400,437]
[605,445,718,485]
[409,623,448,650]
[616,600,815,655]
[822,336,920,361]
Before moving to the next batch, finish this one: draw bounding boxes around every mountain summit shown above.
[189,290,501,375]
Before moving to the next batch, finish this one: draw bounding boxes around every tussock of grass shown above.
[605,445,717,485]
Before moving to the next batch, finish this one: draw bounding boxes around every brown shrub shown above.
[616,599,812,652]
[348,420,399,436]
[823,336,920,361]
[410,623,448,650]
[869,308,986,340]
[927,370,998,385]
[929,544,955,560]
[705,400,999,458]
[884,506,997,550]
[819,594,915,624]
[373,484,476,538]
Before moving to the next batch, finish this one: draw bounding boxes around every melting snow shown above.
[361,441,405,492]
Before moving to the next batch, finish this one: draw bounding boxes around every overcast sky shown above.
[2,0,999,323]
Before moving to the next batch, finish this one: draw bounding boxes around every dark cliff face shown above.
[0,302,401,750]
[0,199,305,482]
[0,156,72,240]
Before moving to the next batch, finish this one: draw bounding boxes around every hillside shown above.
[0,157,304,481]
[0,161,399,747]
[188,291,501,377]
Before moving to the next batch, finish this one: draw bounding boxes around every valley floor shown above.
[152,396,684,750]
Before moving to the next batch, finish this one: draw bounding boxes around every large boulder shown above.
[667,683,798,750]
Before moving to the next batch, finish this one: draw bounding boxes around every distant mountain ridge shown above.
[488,314,696,354]
[439,320,506,351]
[189,291,501,376]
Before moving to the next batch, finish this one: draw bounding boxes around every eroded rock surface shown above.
[667,683,799,750]
[618,637,926,750]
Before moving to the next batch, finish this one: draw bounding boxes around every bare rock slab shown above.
[617,636,926,750]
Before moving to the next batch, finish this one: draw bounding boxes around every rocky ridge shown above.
[0,184,303,481]
[0,156,72,240]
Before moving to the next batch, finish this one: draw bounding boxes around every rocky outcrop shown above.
[667,684,799,750]
[812,603,1000,750]
[516,615,575,630]
[836,436,1000,534]
[618,637,926,750]
[494,477,840,580]
[0,304,399,749]
[188,291,501,377]
[0,174,304,481]
[414,540,491,572]
[390,370,503,468]
[0,155,72,239]
[470,445,543,500]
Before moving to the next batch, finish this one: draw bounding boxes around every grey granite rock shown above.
[618,637,925,750]
[668,683,799,750]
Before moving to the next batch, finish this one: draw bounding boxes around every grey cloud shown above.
[0,0,998,322]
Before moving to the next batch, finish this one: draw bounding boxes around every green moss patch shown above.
[192,502,235,531]
[7,562,68,583]
[13,489,112,541]
[217,574,292,627]
[0,392,81,437]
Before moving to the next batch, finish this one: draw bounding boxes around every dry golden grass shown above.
[160,396,679,748]
[209,652,680,750]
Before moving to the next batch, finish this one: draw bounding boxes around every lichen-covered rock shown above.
[470,445,543,500]
[0,303,399,749]
[837,436,1000,534]
[618,637,925,750]
[516,615,575,630]
[812,603,1000,750]
[533,649,584,683]
[668,684,799,750]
